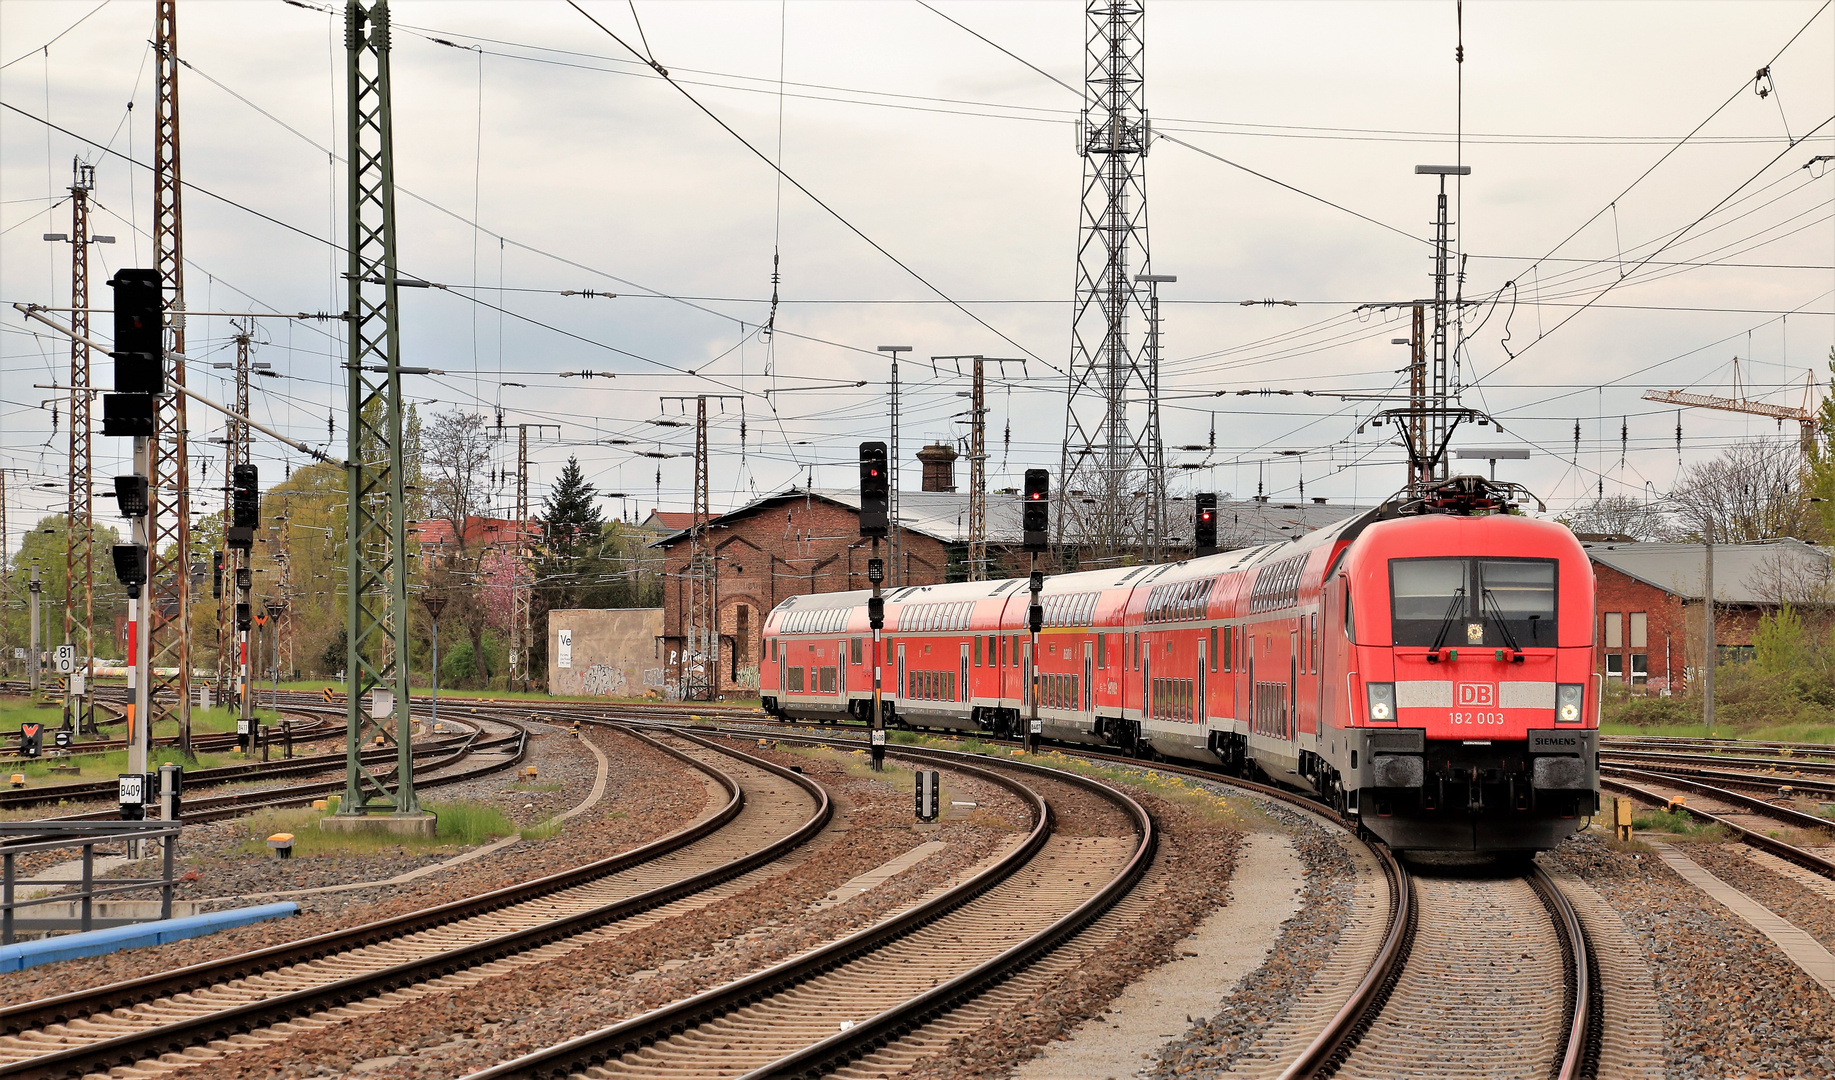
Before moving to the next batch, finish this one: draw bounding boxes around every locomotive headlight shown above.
[1366,682,1396,722]
[1556,683,1584,723]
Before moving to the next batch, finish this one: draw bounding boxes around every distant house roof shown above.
[651,486,1365,551]
[1583,538,1832,605]
[417,516,536,548]
[641,510,699,533]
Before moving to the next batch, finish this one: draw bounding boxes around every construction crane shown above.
[1642,363,1819,454]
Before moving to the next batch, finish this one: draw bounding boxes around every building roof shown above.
[416,516,535,548]
[1583,538,1832,605]
[652,486,1365,550]
[640,510,699,533]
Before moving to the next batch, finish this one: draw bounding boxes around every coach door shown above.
[838,640,848,697]
[778,651,787,697]
[960,643,970,703]
[1288,629,1299,743]
[1197,638,1206,725]
[1022,642,1033,708]
[897,643,907,704]
[1083,642,1093,714]
[1142,652,1151,718]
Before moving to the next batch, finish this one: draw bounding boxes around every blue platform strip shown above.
[0,902,299,971]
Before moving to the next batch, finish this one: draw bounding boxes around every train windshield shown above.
[1389,557,1557,647]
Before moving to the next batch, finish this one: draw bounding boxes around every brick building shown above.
[1584,538,1831,693]
[650,484,1362,698]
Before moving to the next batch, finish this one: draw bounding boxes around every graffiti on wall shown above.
[579,663,630,697]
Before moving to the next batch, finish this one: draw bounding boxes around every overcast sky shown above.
[3,0,1832,552]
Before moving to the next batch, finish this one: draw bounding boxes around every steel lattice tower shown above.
[341,0,417,816]
[683,397,716,701]
[1058,0,1161,565]
[64,160,96,732]
[149,0,194,750]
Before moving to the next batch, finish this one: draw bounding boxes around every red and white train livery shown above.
[760,478,1600,851]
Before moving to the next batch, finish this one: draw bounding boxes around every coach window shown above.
[1311,614,1319,671]
[851,638,863,666]
[974,636,983,667]
[1604,612,1622,650]
[1097,633,1107,668]
[1210,628,1219,672]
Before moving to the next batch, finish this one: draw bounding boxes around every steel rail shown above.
[463,736,1082,1080]
[0,727,828,1080]
[1602,775,1835,881]
[1526,865,1600,1080]
[739,741,1159,1080]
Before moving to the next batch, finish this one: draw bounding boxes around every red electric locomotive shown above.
[761,476,1599,852]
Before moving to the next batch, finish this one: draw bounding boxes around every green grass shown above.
[2,746,234,786]
[1632,807,1727,839]
[520,817,564,841]
[1600,718,1835,744]
[237,798,517,856]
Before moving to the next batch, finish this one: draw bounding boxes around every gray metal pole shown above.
[1703,531,1715,736]
[869,536,884,772]
[27,569,40,693]
[430,617,438,730]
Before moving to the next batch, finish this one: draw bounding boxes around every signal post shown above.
[859,442,889,771]
[1022,470,1048,753]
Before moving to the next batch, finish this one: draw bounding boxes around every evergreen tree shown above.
[542,457,603,564]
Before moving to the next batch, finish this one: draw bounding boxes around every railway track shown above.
[0,714,525,849]
[1603,772,1835,881]
[617,715,1602,1080]
[0,726,826,1080]
[465,735,1154,1080]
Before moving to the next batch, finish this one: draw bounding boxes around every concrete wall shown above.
[547,608,665,698]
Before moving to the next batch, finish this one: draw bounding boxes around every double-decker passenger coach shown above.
[761,476,1599,852]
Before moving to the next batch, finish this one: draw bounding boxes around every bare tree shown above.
[423,410,493,553]
[1560,494,1668,540]
[1743,545,1835,606]
[422,410,498,686]
[1666,438,1817,543]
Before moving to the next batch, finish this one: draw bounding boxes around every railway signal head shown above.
[112,475,149,518]
[111,543,148,596]
[108,268,164,395]
[212,551,225,599]
[859,441,889,537]
[1022,469,1049,551]
[228,463,259,549]
[1195,492,1218,556]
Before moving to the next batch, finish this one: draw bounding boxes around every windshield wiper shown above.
[1482,589,1523,656]
[1428,587,1466,659]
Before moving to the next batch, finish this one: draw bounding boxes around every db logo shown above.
[1457,683,1497,707]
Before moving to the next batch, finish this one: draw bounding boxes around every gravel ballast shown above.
[1547,829,1835,1079]
[0,724,705,1008]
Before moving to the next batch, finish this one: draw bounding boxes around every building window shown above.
[1631,653,1648,684]
[1629,612,1647,649]
[1606,653,1624,680]
[1604,612,1623,649]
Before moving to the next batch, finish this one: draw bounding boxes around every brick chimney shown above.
[916,443,959,492]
